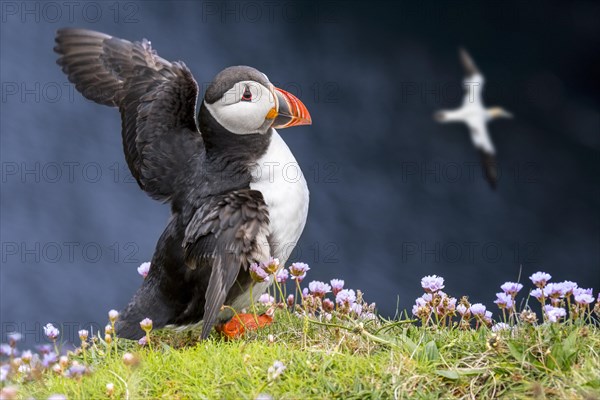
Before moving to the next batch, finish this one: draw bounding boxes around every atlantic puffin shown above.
[54,28,312,339]
[434,48,512,189]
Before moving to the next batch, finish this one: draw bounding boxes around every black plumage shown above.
[478,150,498,190]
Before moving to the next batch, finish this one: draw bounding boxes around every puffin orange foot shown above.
[216,311,274,339]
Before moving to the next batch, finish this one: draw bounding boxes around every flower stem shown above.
[273,279,291,322]
[307,318,401,349]
[249,283,260,326]
[373,319,416,335]
[111,321,117,357]
[295,279,308,348]
[82,344,87,364]
[221,305,248,332]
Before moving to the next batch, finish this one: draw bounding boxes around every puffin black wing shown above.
[54,28,201,201]
[183,190,270,339]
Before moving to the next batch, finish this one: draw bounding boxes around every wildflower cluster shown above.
[527,271,596,322]
[0,323,89,397]
[411,271,599,332]
[248,259,376,324]
[492,281,523,324]
[0,306,158,398]
[298,282,376,322]
[412,275,490,328]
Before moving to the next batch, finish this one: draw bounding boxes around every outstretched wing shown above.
[55,28,202,201]
[478,150,498,189]
[459,47,480,77]
[466,118,497,189]
[183,190,270,339]
[459,47,485,108]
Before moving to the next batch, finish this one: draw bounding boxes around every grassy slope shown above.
[11,312,600,400]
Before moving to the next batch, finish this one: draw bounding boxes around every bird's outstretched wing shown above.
[478,150,498,189]
[459,47,480,77]
[55,28,202,201]
[459,48,485,107]
[467,119,497,189]
[183,190,270,339]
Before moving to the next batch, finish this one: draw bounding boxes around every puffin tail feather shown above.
[115,281,173,340]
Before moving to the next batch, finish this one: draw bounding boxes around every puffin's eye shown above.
[241,87,252,102]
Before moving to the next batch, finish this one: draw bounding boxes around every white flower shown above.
[106,382,115,396]
[108,309,119,323]
[574,293,594,305]
[78,330,89,341]
[18,364,31,374]
[43,323,60,340]
[335,289,356,306]
[470,303,487,316]
[267,360,286,381]
[491,323,510,332]
[137,262,151,278]
[258,293,275,305]
[545,306,566,323]
[21,350,32,363]
[351,303,363,316]
[7,332,22,344]
[140,318,153,331]
[421,275,445,293]
[0,365,9,382]
[47,394,68,400]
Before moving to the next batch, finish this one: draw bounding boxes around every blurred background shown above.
[1,0,598,345]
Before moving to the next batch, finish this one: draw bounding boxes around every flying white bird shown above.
[435,48,512,189]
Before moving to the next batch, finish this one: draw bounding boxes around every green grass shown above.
[4,310,600,399]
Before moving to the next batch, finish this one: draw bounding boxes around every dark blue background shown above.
[1,0,599,344]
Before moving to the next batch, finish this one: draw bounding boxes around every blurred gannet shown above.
[435,48,512,189]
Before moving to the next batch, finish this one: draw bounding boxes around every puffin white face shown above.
[205,80,278,135]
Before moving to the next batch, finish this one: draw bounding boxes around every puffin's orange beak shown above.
[269,87,312,128]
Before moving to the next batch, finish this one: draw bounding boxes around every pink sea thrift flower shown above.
[137,262,151,278]
[574,292,594,305]
[250,263,270,283]
[494,292,514,309]
[262,257,280,275]
[139,318,153,332]
[289,262,310,282]
[108,309,119,323]
[544,305,566,322]
[275,269,289,283]
[421,275,445,293]
[308,281,331,298]
[456,304,470,317]
[470,303,486,316]
[330,279,344,295]
[500,282,523,295]
[43,323,60,340]
[491,322,510,332]
[258,293,275,304]
[335,289,356,306]
[529,271,551,288]
[322,298,334,312]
